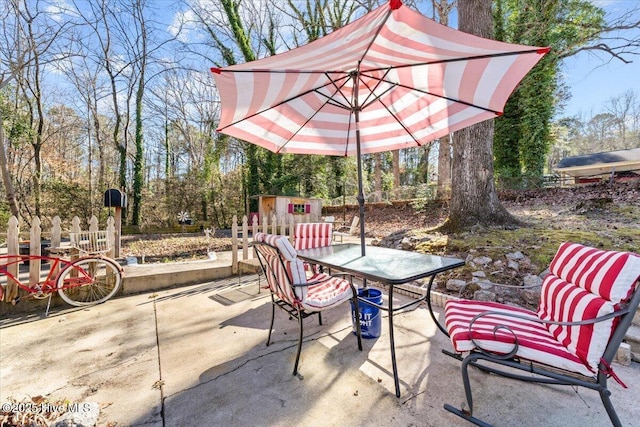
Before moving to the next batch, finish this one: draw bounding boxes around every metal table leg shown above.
[387,283,401,397]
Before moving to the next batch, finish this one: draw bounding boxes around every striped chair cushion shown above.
[254,233,307,303]
[549,242,640,303]
[294,223,333,250]
[255,232,298,261]
[298,272,354,311]
[537,275,615,372]
[445,300,593,376]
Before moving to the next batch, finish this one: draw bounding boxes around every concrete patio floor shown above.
[1,275,639,426]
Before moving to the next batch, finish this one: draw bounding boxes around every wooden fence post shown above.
[279,215,286,238]
[252,215,258,237]
[71,217,81,235]
[51,216,61,248]
[231,215,238,274]
[242,215,249,260]
[51,216,62,277]
[88,216,99,232]
[29,216,42,288]
[288,215,295,243]
[107,216,116,258]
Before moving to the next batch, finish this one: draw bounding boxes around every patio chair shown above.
[293,222,333,273]
[442,242,640,427]
[253,232,362,376]
[293,222,333,250]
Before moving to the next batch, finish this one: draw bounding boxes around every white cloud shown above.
[45,0,78,23]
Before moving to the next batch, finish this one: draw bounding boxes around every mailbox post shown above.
[104,189,126,257]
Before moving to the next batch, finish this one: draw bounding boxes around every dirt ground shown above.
[121,180,640,268]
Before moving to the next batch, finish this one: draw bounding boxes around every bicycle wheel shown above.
[56,257,122,306]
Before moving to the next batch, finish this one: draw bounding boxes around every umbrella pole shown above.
[353,71,366,257]
[355,133,366,257]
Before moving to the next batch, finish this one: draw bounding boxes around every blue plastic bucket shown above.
[351,288,382,339]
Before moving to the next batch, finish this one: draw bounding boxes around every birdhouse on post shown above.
[104,189,126,257]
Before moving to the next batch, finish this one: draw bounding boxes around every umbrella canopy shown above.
[211,0,548,255]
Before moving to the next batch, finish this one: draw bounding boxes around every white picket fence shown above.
[1,212,317,301]
[1,215,116,302]
[230,213,320,273]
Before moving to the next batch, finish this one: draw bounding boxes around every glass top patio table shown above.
[296,243,465,397]
[296,243,464,285]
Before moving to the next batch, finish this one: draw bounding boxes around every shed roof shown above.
[555,148,640,177]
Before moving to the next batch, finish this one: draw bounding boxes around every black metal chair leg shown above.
[444,353,494,427]
[443,404,493,427]
[599,385,622,427]
[266,300,276,347]
[318,311,323,326]
[461,354,477,416]
[293,309,304,375]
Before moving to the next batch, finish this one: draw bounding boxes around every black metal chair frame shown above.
[253,239,363,376]
[443,278,640,427]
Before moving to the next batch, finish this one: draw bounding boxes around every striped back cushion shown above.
[294,223,333,250]
[537,242,640,371]
[537,275,615,371]
[549,242,640,303]
[254,233,307,303]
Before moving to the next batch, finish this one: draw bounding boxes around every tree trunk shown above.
[392,149,400,189]
[0,116,20,219]
[436,134,451,200]
[374,153,382,199]
[433,0,454,201]
[440,0,519,231]
[132,78,144,226]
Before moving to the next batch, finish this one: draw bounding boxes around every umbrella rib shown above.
[362,72,501,115]
[355,5,395,70]
[358,72,423,147]
[325,71,355,110]
[275,77,354,154]
[220,68,350,75]
[359,67,393,108]
[361,48,547,74]
[344,110,354,157]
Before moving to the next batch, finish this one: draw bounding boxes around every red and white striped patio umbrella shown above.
[211,0,548,255]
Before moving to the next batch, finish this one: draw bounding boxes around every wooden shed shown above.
[249,195,322,224]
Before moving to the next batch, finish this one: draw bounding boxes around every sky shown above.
[561,49,640,118]
[559,0,640,119]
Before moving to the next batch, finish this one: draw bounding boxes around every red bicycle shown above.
[0,231,123,315]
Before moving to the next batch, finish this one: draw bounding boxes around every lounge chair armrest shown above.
[471,305,630,330]
[466,306,632,359]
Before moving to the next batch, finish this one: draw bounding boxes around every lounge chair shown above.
[333,216,360,243]
[442,242,640,427]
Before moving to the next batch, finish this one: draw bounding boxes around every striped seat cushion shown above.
[549,242,640,303]
[298,272,354,311]
[294,223,333,250]
[445,300,593,376]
